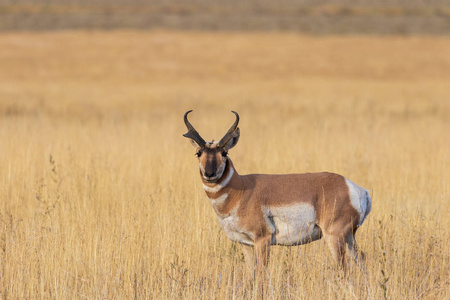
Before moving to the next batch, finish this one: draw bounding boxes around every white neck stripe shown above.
[209,193,228,205]
[203,167,234,193]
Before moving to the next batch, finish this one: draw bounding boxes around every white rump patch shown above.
[203,167,234,193]
[264,204,321,246]
[345,178,372,226]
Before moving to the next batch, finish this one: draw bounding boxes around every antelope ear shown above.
[222,127,240,151]
[188,138,201,148]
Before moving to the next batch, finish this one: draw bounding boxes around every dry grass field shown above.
[0,31,449,299]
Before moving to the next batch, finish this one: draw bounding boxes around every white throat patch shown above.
[203,167,234,193]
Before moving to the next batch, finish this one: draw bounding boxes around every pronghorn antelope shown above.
[183,110,372,277]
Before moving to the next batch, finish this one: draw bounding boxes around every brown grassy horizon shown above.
[0,30,449,299]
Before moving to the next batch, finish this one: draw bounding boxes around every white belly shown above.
[265,204,321,246]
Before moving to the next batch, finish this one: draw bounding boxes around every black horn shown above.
[183,110,206,147]
[217,111,240,148]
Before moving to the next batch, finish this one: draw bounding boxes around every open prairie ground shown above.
[0,31,449,299]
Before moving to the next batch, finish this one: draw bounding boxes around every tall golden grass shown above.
[0,31,448,299]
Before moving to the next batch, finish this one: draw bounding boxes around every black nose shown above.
[205,171,215,178]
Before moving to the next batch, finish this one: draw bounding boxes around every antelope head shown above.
[183,110,240,183]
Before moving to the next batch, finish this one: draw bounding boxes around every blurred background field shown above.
[1,0,450,34]
[0,1,449,299]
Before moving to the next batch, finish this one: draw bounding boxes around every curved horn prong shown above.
[183,110,206,148]
[217,111,240,148]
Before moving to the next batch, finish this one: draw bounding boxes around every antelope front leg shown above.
[254,237,271,281]
[242,244,256,278]
[252,237,271,298]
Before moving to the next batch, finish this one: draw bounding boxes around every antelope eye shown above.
[222,151,228,157]
[195,150,202,157]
